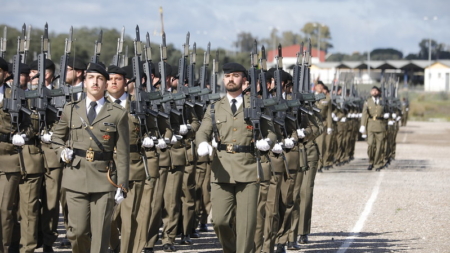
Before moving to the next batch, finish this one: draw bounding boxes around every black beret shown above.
[30,59,55,72]
[20,63,30,75]
[264,71,273,82]
[317,80,324,85]
[158,62,172,78]
[222,62,247,76]
[121,65,133,80]
[67,57,87,70]
[0,57,9,72]
[107,65,127,76]
[86,62,110,80]
[371,86,381,92]
[267,67,276,74]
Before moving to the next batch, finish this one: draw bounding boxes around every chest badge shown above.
[103,134,111,141]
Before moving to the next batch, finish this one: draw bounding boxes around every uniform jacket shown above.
[361,97,387,132]
[196,94,277,183]
[315,93,332,128]
[51,98,130,193]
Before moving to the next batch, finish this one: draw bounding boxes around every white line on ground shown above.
[336,170,385,253]
[402,130,408,143]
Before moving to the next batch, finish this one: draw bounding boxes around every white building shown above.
[424,61,450,92]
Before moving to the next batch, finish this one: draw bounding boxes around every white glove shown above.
[41,132,53,143]
[331,112,336,118]
[388,120,395,126]
[359,126,366,134]
[142,137,154,148]
[332,116,339,122]
[170,135,178,144]
[327,128,333,135]
[297,129,306,138]
[12,134,25,146]
[284,138,295,149]
[114,188,124,204]
[358,113,362,118]
[406,108,409,111]
[396,116,402,121]
[256,138,271,151]
[197,141,213,156]
[156,138,167,149]
[179,124,188,135]
[61,148,74,163]
[361,134,367,139]
[271,143,283,154]
[340,117,347,122]
[211,138,218,148]
[392,113,397,119]
[383,113,390,119]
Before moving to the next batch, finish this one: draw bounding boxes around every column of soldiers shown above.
[0,24,409,253]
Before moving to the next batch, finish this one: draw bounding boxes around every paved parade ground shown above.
[37,120,450,253]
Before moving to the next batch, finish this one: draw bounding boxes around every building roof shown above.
[307,59,448,71]
[267,44,326,62]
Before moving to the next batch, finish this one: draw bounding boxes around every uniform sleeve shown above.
[361,100,369,128]
[326,97,333,128]
[115,110,130,190]
[51,104,71,158]
[195,104,213,144]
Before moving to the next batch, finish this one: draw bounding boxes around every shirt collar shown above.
[86,96,105,107]
[226,93,243,103]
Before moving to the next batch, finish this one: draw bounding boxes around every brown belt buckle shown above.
[226,144,235,154]
[86,150,94,162]
[372,116,377,120]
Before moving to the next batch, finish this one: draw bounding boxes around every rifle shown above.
[91,30,103,63]
[26,23,58,134]
[0,26,6,59]
[2,32,33,177]
[158,32,179,133]
[19,24,31,64]
[207,50,221,101]
[49,26,83,118]
[244,40,272,182]
[112,26,125,67]
[130,25,152,181]
[196,42,214,117]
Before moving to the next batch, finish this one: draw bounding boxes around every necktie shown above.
[72,93,78,101]
[87,101,97,124]
[231,99,237,115]
[114,99,121,104]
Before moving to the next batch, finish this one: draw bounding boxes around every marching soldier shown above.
[196,62,277,253]
[50,63,129,253]
[314,81,332,173]
[359,86,389,171]
[0,58,35,253]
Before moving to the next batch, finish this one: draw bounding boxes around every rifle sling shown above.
[210,103,220,142]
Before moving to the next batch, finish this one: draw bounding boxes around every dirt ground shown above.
[35,120,450,253]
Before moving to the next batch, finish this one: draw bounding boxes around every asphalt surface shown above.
[35,120,450,253]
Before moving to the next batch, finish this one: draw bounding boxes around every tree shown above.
[300,22,333,52]
[234,32,257,53]
[279,31,303,47]
[370,48,403,60]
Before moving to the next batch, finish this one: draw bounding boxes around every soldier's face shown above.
[85,73,107,99]
[20,73,29,87]
[29,70,39,85]
[224,72,245,92]
[315,84,323,93]
[371,88,379,97]
[107,73,126,97]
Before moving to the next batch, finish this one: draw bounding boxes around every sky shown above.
[2,0,449,57]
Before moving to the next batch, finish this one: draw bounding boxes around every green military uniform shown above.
[108,93,160,253]
[18,112,45,253]
[315,93,332,171]
[196,93,277,253]
[0,80,35,253]
[361,96,387,171]
[193,152,212,230]
[289,107,324,243]
[51,97,130,253]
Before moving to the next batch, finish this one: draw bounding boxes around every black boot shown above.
[367,165,373,170]
[275,243,286,253]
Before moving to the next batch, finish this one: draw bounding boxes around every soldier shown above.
[65,57,87,101]
[0,57,35,253]
[401,97,409,126]
[322,85,336,170]
[50,62,129,253]
[359,86,389,171]
[314,81,332,173]
[196,62,277,253]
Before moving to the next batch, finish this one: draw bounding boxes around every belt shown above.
[0,133,11,143]
[370,116,384,120]
[73,148,113,162]
[218,144,254,154]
